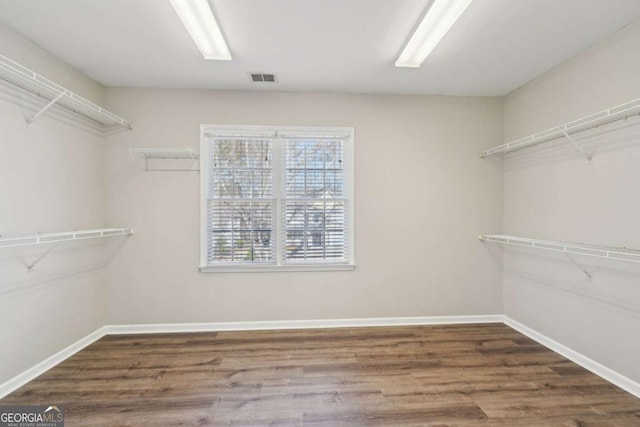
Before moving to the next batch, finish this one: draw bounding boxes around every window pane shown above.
[283,137,347,263]
[209,139,272,199]
[207,200,273,263]
[252,170,272,198]
[284,200,346,261]
[207,137,273,264]
[285,139,344,198]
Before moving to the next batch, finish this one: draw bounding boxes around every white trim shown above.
[502,316,640,398]
[273,133,285,267]
[202,124,352,137]
[345,128,356,266]
[199,263,356,273]
[199,125,209,267]
[104,315,502,335]
[0,327,106,399]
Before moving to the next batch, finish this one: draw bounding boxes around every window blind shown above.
[206,137,274,264]
[282,138,348,263]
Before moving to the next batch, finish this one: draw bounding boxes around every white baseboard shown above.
[104,314,503,335]
[502,316,640,399]
[0,327,106,399]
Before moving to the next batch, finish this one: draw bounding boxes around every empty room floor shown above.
[1,323,638,426]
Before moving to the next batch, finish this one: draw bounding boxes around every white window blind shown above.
[201,126,354,272]
[206,136,274,264]
[283,137,348,263]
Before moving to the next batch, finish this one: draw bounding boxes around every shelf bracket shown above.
[26,242,60,271]
[561,131,592,162]
[26,90,69,124]
[564,252,592,280]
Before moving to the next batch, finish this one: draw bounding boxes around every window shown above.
[200,125,354,272]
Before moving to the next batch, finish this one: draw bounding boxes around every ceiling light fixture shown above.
[169,0,231,60]
[395,0,473,68]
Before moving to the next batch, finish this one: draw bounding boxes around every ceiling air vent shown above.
[251,73,277,83]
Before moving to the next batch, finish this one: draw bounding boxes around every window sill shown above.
[199,263,356,273]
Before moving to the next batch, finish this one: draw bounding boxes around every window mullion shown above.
[303,143,308,260]
[273,134,284,266]
[231,142,236,262]
[323,151,327,260]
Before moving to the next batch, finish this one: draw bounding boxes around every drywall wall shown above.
[0,23,110,384]
[502,21,640,382]
[104,89,503,324]
[0,24,104,106]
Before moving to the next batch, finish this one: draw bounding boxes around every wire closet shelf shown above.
[481,97,640,157]
[479,234,640,264]
[0,54,132,129]
[129,148,199,159]
[0,228,134,249]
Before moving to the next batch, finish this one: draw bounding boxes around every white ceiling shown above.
[1,0,640,96]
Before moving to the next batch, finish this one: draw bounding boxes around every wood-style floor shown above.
[2,323,639,426]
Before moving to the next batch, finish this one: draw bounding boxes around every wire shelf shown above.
[0,228,134,249]
[481,97,640,157]
[0,54,132,130]
[129,148,199,159]
[479,234,640,264]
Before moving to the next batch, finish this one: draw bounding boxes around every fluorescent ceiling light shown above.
[396,0,473,68]
[169,0,231,60]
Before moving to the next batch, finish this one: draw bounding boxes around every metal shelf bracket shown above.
[564,252,592,279]
[26,90,69,124]
[26,242,60,270]
[561,131,592,162]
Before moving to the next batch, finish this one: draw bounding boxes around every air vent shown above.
[250,73,277,83]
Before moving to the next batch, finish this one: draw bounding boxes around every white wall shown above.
[0,24,104,106]
[0,24,110,384]
[502,21,640,382]
[104,89,503,324]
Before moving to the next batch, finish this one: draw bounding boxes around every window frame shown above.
[199,124,355,273]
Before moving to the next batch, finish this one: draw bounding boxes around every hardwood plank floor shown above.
[1,323,639,426]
